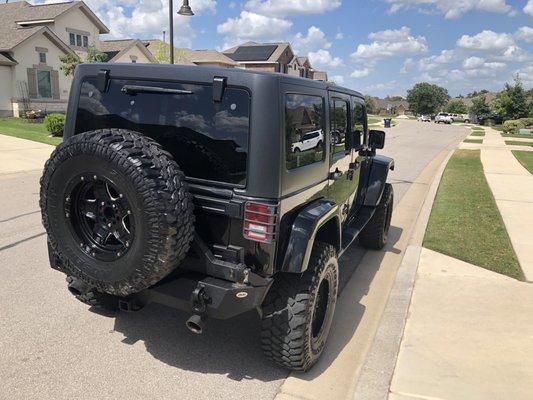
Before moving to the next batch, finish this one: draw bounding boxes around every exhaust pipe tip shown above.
[186,314,206,334]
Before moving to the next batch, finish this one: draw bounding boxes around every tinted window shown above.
[285,94,325,170]
[330,99,348,154]
[353,100,366,147]
[75,78,250,186]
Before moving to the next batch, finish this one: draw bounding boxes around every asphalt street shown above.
[0,120,467,400]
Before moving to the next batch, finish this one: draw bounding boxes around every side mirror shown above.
[369,130,385,149]
[346,130,363,151]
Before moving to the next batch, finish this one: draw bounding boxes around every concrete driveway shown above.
[0,121,467,400]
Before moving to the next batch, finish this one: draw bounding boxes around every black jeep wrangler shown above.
[40,64,394,371]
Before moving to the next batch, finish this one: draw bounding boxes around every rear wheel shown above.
[40,129,195,296]
[261,242,339,371]
[359,183,393,250]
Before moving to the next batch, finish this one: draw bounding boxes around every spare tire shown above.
[40,129,194,296]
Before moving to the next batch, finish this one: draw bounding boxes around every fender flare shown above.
[280,199,340,274]
[364,155,395,207]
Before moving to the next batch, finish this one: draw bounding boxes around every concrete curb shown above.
[352,148,456,400]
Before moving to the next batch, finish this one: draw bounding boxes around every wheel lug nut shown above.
[93,175,97,180]
[66,197,70,202]
[108,223,112,228]
[119,194,123,198]
[117,252,121,256]
[80,176,84,181]
[125,241,130,247]
[91,252,96,256]
[127,210,132,215]
[101,202,105,206]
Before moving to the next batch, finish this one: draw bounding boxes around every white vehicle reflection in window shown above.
[291,129,324,153]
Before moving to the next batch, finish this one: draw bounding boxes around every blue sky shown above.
[34,0,533,97]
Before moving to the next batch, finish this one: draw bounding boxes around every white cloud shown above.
[351,68,371,78]
[384,0,513,19]
[515,26,533,43]
[457,30,515,51]
[352,26,427,60]
[418,49,456,71]
[217,11,292,49]
[292,26,331,54]
[363,80,398,95]
[525,0,533,16]
[244,0,341,17]
[400,58,415,73]
[463,56,485,69]
[308,49,343,68]
[330,75,345,85]
[335,32,344,40]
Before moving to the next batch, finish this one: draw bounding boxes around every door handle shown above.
[328,168,343,181]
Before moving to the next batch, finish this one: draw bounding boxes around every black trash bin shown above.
[383,118,392,128]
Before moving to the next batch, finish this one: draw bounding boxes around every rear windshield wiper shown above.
[121,85,193,95]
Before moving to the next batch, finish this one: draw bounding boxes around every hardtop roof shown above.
[76,63,364,99]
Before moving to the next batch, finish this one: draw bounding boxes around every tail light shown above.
[243,202,277,243]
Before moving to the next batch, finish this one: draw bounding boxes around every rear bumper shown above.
[47,240,272,320]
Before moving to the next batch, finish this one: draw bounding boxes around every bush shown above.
[44,113,65,137]
[503,118,533,134]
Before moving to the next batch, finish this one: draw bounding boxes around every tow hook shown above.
[187,287,210,334]
[66,276,91,296]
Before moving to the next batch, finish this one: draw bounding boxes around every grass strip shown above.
[500,132,533,138]
[505,140,533,147]
[471,127,484,131]
[464,139,483,144]
[0,117,62,146]
[470,131,485,137]
[512,151,533,174]
[424,149,523,280]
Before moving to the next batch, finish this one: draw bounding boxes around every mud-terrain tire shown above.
[261,242,339,371]
[359,183,393,250]
[40,129,194,296]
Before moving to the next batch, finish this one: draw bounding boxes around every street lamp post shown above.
[169,0,195,64]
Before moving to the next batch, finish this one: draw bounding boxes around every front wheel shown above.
[261,242,339,371]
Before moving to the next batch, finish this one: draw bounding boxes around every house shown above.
[288,56,312,78]
[0,1,111,117]
[144,40,238,68]
[101,39,156,64]
[375,97,410,116]
[223,41,295,73]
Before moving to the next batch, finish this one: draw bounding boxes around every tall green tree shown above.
[364,95,377,114]
[446,99,468,114]
[469,94,491,116]
[493,75,529,121]
[406,82,450,115]
[60,45,108,76]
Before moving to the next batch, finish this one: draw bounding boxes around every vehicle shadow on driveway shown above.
[105,225,402,382]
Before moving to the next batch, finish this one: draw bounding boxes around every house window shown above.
[69,33,76,46]
[37,70,52,99]
[68,31,89,48]
[39,52,46,64]
[83,36,89,48]
[76,34,82,47]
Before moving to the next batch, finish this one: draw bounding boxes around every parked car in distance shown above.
[449,114,470,123]
[435,113,453,124]
[418,115,431,122]
[292,129,324,152]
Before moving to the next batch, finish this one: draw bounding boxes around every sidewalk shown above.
[389,248,533,400]
[365,126,533,400]
[0,134,54,174]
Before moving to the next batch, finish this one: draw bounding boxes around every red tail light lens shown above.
[243,202,277,243]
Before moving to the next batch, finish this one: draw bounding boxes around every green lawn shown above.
[501,133,533,138]
[424,149,523,280]
[368,117,381,125]
[464,138,483,144]
[512,151,533,174]
[0,117,62,146]
[470,131,485,137]
[505,140,533,147]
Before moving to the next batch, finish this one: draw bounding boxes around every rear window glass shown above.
[75,78,250,186]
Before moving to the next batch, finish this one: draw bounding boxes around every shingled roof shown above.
[101,39,157,63]
[0,1,108,51]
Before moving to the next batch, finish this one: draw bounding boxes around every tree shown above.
[469,94,491,116]
[446,99,468,114]
[493,75,529,121]
[406,82,449,115]
[364,95,377,114]
[60,45,108,76]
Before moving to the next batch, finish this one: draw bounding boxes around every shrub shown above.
[520,117,533,127]
[44,113,65,137]
[503,118,533,134]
